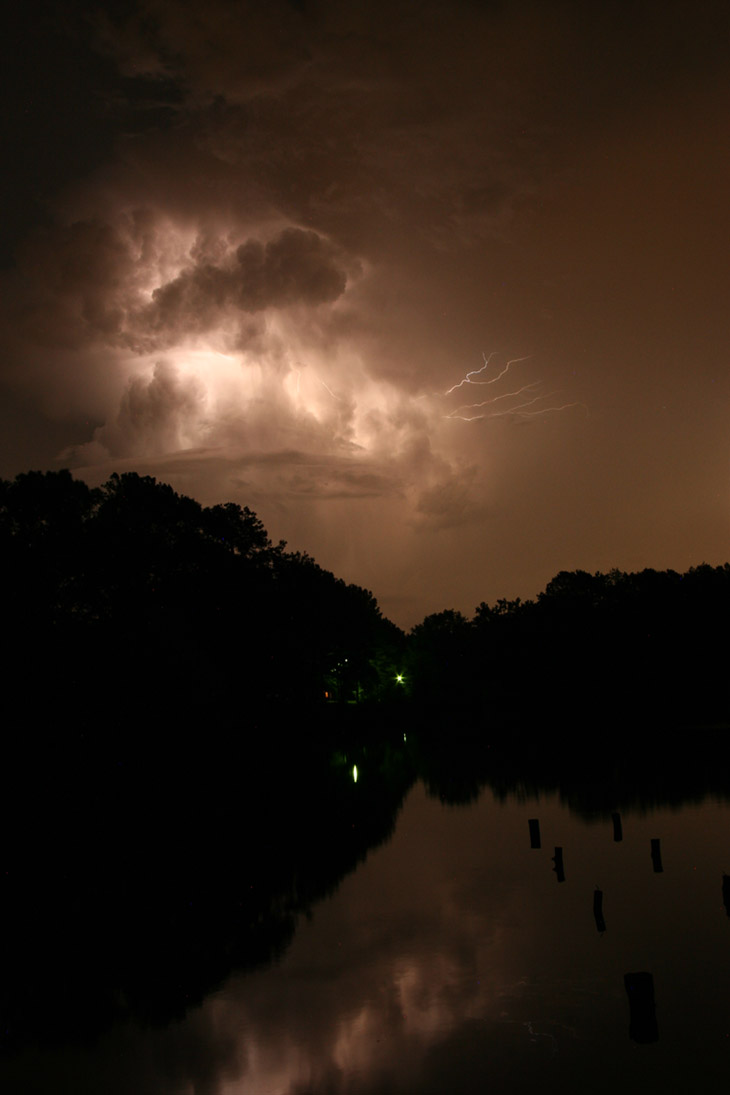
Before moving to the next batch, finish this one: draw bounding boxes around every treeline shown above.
[406,567,730,724]
[0,469,403,715]
[4,468,728,725]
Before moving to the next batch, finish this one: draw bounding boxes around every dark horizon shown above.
[3,465,728,727]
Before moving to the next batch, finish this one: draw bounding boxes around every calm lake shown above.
[3,729,730,1093]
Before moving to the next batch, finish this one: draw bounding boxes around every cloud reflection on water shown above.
[195,784,730,1095]
[5,777,730,1095]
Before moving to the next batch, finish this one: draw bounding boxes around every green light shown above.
[395,674,404,684]
[352,764,358,783]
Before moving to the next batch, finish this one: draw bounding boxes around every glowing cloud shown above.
[35,210,490,528]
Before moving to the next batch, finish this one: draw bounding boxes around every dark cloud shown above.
[4,216,349,353]
[413,465,486,530]
[144,227,349,341]
[6,218,137,349]
[95,360,205,457]
[93,0,312,97]
[284,465,399,500]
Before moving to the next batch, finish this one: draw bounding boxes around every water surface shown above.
[5,764,730,1094]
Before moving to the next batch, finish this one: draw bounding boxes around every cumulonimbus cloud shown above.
[140,227,350,344]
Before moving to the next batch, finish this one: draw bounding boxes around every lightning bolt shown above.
[445,382,541,419]
[289,365,344,404]
[443,352,586,422]
[317,376,345,402]
[444,353,530,395]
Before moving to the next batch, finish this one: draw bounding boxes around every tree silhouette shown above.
[0,469,399,716]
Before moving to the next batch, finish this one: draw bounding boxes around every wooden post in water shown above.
[624,971,658,1043]
[528,818,541,849]
[611,812,623,842]
[552,846,565,883]
[593,888,606,933]
[651,838,663,873]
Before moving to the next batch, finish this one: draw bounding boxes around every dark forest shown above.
[3,468,728,726]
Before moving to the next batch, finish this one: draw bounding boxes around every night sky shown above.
[2,0,729,628]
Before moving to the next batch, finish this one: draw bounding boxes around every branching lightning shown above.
[444,352,529,395]
[443,352,585,422]
[318,376,345,402]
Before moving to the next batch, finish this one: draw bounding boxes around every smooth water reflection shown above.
[5,778,730,1093]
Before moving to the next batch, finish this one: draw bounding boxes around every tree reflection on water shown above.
[3,719,730,1055]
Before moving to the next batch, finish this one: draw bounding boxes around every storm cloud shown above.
[142,228,349,341]
[2,0,730,625]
